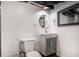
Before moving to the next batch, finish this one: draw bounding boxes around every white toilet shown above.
[20,38,41,57]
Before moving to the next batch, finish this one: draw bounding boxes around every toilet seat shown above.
[26,51,41,57]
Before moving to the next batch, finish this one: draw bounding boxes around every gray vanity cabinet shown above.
[39,34,57,56]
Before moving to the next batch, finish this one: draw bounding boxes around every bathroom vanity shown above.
[39,34,58,56]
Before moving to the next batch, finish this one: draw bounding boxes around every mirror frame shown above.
[57,3,79,26]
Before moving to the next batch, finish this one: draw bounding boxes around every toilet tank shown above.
[20,38,35,52]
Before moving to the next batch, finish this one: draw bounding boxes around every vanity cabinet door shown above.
[46,38,56,56]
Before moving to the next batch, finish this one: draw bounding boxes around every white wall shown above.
[50,1,79,57]
[1,1,41,57]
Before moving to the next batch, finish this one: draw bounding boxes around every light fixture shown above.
[42,6,49,10]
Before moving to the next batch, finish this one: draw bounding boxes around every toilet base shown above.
[26,51,41,57]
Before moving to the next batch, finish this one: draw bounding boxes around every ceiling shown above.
[33,1,65,9]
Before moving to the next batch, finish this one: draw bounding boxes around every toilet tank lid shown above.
[20,38,35,42]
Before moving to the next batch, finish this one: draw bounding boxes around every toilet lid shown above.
[26,51,41,57]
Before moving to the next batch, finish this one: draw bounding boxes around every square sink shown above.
[40,33,58,38]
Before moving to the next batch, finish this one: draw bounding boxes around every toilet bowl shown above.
[20,37,41,57]
[26,51,41,57]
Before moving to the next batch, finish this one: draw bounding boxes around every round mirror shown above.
[39,14,49,28]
